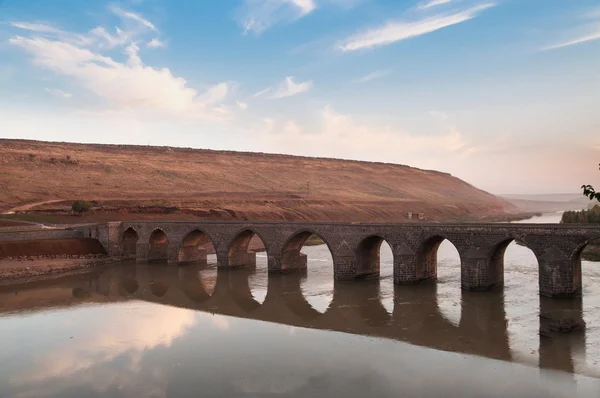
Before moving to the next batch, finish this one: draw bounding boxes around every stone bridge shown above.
[87,221,600,298]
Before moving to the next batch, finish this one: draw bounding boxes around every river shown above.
[1,213,599,397]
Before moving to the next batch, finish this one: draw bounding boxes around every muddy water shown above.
[1,213,600,397]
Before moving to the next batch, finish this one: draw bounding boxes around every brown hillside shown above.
[0,139,516,222]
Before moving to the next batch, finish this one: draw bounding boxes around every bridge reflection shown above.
[0,262,587,375]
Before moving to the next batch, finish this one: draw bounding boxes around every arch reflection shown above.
[0,263,590,376]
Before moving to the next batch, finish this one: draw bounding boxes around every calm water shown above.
[1,213,600,397]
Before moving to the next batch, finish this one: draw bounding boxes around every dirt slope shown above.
[0,139,516,222]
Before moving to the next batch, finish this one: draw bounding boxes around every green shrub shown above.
[71,200,92,213]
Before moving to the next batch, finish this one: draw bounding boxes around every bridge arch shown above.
[416,234,461,282]
[281,229,335,313]
[121,227,139,258]
[488,237,540,289]
[177,228,215,264]
[280,229,334,272]
[417,235,463,326]
[227,228,268,268]
[355,234,394,279]
[567,236,600,295]
[571,235,600,264]
[148,228,169,262]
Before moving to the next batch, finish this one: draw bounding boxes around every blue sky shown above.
[0,0,599,194]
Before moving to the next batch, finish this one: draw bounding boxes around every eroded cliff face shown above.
[0,139,515,221]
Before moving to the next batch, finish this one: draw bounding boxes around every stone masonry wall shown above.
[4,221,600,298]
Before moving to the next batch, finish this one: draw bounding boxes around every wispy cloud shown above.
[541,7,600,51]
[542,30,600,51]
[10,22,62,34]
[147,38,165,48]
[417,0,452,10]
[338,3,495,51]
[238,0,317,35]
[269,76,313,98]
[253,86,273,97]
[352,69,391,83]
[45,88,72,98]
[110,5,157,31]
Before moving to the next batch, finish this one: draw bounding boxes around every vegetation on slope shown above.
[561,205,600,261]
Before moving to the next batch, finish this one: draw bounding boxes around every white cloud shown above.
[12,21,94,47]
[237,100,249,110]
[90,26,130,48]
[198,82,232,105]
[417,0,452,10]
[238,0,317,35]
[258,106,482,163]
[352,69,391,83]
[10,10,236,120]
[253,87,272,97]
[110,5,157,31]
[124,42,142,67]
[45,88,72,98]
[10,37,233,118]
[10,22,62,34]
[147,38,166,48]
[269,76,313,99]
[290,0,317,14]
[541,29,600,51]
[338,3,496,51]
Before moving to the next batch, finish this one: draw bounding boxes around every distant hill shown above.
[501,193,590,213]
[0,139,517,222]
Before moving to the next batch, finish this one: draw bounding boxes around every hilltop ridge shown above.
[0,139,517,222]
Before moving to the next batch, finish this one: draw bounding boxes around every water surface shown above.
[1,213,599,397]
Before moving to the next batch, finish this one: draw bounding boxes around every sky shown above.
[0,0,598,195]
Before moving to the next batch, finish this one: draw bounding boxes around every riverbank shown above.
[583,243,600,261]
[0,256,114,281]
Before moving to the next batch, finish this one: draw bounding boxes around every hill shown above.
[501,193,590,213]
[0,139,518,223]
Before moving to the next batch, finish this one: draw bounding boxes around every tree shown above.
[582,163,600,202]
[71,200,91,213]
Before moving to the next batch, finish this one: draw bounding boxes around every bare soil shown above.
[0,220,34,227]
[0,139,518,223]
[0,257,113,281]
[0,238,107,258]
